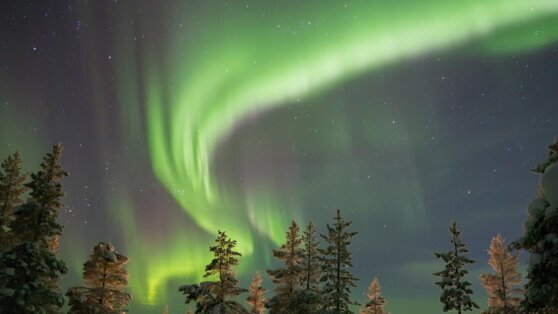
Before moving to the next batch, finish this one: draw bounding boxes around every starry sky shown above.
[1,1,558,313]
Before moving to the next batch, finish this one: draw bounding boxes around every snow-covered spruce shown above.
[512,136,558,313]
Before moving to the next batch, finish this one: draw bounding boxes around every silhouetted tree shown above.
[179,231,248,313]
[0,145,68,313]
[320,209,359,313]
[434,221,479,314]
[302,221,321,291]
[360,277,388,314]
[286,220,323,313]
[67,242,132,313]
[0,151,27,249]
[480,234,522,314]
[267,220,303,313]
[512,136,558,313]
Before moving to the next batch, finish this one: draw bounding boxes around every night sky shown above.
[1,1,558,313]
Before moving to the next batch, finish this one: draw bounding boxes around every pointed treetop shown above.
[433,221,479,313]
[0,150,28,217]
[26,144,68,210]
[480,234,522,312]
[361,277,388,314]
[246,271,267,314]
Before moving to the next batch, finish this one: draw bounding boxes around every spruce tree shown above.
[246,271,267,314]
[289,220,322,313]
[0,151,28,249]
[12,144,68,246]
[360,277,388,314]
[434,221,479,314]
[302,221,321,291]
[320,209,359,313]
[0,145,68,313]
[480,234,522,314]
[180,230,248,313]
[67,242,133,313]
[512,136,558,313]
[266,219,304,313]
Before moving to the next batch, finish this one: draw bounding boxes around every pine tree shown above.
[288,220,322,313]
[434,221,479,313]
[480,234,522,314]
[266,219,304,313]
[302,221,321,292]
[0,151,28,249]
[360,278,389,314]
[246,271,267,314]
[180,230,248,313]
[12,144,68,246]
[67,242,132,313]
[512,136,558,313]
[320,209,359,313]
[0,145,68,313]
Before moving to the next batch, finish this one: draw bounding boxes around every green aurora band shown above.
[59,0,558,310]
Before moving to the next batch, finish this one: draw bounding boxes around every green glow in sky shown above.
[134,0,558,306]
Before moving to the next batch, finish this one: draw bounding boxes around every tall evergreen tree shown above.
[286,220,323,314]
[302,221,321,292]
[480,234,522,314]
[0,145,68,313]
[266,220,304,313]
[246,271,267,314]
[0,151,28,249]
[67,242,133,314]
[12,144,68,246]
[179,231,248,313]
[434,221,479,314]
[320,209,359,313]
[360,277,388,314]
[512,136,558,313]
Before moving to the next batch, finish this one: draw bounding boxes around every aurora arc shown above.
[113,0,558,307]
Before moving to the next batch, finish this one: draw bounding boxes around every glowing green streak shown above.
[133,0,558,307]
[148,1,557,243]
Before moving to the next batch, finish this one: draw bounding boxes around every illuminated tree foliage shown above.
[320,209,359,313]
[161,305,169,314]
[512,136,558,314]
[67,242,132,314]
[0,145,68,313]
[179,230,248,314]
[480,234,522,314]
[246,271,267,314]
[434,221,479,314]
[0,151,27,249]
[266,220,304,313]
[360,277,388,314]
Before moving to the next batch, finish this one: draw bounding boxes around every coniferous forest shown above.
[0,138,557,313]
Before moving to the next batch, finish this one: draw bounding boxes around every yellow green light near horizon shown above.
[129,0,558,307]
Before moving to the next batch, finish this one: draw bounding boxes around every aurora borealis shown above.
[1,0,558,312]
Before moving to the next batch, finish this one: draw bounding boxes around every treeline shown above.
[0,137,557,314]
[179,211,384,314]
[0,145,131,313]
[178,137,558,314]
